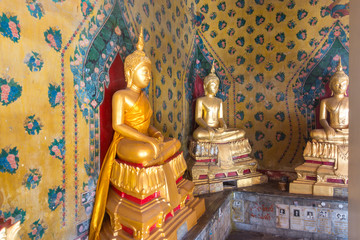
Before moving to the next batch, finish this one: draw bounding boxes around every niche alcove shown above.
[99,54,126,165]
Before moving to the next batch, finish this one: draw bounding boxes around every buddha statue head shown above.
[329,58,349,96]
[124,27,152,88]
[203,63,219,96]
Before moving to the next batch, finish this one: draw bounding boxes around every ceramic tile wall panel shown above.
[187,0,349,170]
[0,0,108,239]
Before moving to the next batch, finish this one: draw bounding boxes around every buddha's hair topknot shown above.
[124,27,151,83]
[329,57,349,89]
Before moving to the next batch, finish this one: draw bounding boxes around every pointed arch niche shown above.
[99,54,126,165]
[71,0,136,171]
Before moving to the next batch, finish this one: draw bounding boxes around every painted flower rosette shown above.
[49,138,65,160]
[83,159,98,191]
[22,169,42,190]
[0,147,19,174]
[81,0,94,17]
[0,13,21,42]
[1,207,26,225]
[44,27,62,51]
[0,77,22,106]
[48,186,65,210]
[24,52,44,72]
[28,219,47,240]
[24,115,43,135]
[26,0,45,19]
[48,83,62,107]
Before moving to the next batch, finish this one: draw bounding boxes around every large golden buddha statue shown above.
[290,59,349,197]
[89,29,204,240]
[112,33,180,166]
[189,64,267,195]
[193,64,245,143]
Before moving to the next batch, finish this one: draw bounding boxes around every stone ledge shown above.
[184,182,348,240]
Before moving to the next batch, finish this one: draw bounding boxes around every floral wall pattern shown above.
[186,0,349,171]
[0,0,102,239]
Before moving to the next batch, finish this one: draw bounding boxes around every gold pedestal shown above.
[189,139,267,195]
[313,183,348,197]
[102,152,205,239]
[289,162,319,195]
[101,197,204,240]
[290,141,348,196]
[289,180,315,195]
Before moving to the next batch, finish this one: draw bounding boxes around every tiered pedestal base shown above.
[189,139,267,195]
[313,164,348,196]
[101,193,205,240]
[290,141,348,197]
[101,152,205,239]
[289,162,319,195]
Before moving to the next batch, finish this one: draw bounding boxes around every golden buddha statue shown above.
[89,28,204,240]
[112,32,180,166]
[189,64,267,195]
[290,58,349,197]
[310,60,349,144]
[193,64,245,143]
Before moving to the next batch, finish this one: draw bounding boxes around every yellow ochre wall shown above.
[0,0,105,239]
[188,0,349,172]
[0,0,195,238]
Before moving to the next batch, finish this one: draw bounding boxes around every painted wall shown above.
[186,0,349,171]
[0,0,105,239]
[0,0,350,239]
[0,0,193,238]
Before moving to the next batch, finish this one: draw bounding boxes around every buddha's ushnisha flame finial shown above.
[123,26,151,86]
[204,61,219,87]
[337,56,343,72]
[136,27,144,51]
[211,62,215,74]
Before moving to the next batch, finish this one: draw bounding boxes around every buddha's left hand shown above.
[153,131,164,142]
[219,122,227,130]
[216,128,225,133]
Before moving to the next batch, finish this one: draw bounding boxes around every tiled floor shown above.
[226,230,299,240]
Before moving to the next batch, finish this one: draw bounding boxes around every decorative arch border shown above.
[190,31,231,102]
[69,0,139,234]
[279,20,349,163]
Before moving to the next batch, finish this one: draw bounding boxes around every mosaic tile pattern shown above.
[187,0,349,169]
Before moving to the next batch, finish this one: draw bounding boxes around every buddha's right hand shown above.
[148,138,161,158]
[325,126,336,139]
[206,127,215,140]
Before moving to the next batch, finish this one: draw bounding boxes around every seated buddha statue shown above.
[112,38,180,166]
[193,64,245,143]
[310,59,349,145]
[89,29,183,240]
[290,59,349,196]
[189,65,266,194]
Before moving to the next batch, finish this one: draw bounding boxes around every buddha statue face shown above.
[204,78,219,96]
[203,63,219,96]
[329,59,349,96]
[330,76,348,95]
[131,62,152,89]
[124,27,152,88]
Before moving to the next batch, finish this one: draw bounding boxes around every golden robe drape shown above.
[89,92,152,240]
